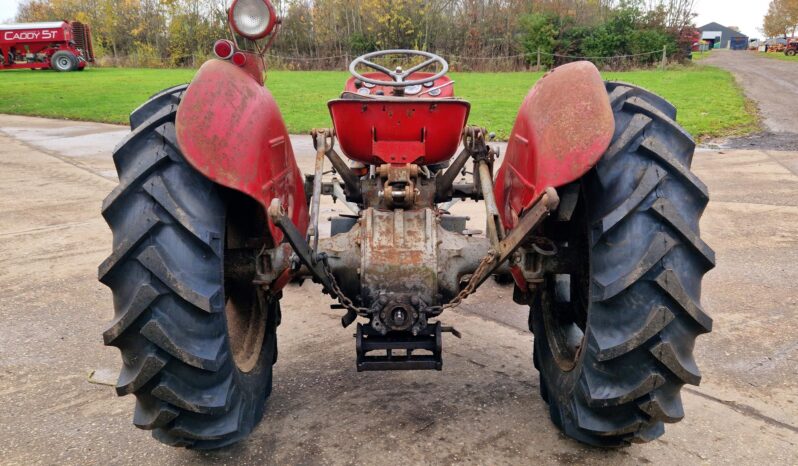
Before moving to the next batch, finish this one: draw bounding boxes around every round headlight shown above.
[230,0,276,39]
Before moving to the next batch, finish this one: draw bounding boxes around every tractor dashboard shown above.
[343,72,455,98]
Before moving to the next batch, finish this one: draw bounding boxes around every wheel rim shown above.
[223,211,269,373]
[540,188,590,372]
[541,277,588,371]
[56,56,70,70]
[224,280,268,373]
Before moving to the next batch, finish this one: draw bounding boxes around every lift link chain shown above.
[433,251,496,312]
[319,249,498,320]
[318,253,370,315]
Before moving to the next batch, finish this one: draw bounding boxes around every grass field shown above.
[690,50,712,61]
[759,51,798,62]
[0,65,756,140]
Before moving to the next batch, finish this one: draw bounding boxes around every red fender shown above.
[494,61,615,229]
[176,59,308,244]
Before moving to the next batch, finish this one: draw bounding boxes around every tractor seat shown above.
[328,96,470,165]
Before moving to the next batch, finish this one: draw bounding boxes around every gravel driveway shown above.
[703,50,798,148]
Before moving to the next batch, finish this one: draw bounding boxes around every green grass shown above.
[0,65,756,141]
[759,51,798,62]
[603,66,759,139]
[690,50,713,62]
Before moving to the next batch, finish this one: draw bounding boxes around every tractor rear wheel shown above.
[99,85,278,449]
[529,82,715,447]
[786,49,797,56]
[51,51,77,72]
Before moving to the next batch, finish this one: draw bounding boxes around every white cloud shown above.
[0,0,22,23]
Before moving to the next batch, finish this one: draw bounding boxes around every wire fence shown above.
[537,48,669,71]
[93,47,672,72]
[261,47,670,72]
[260,51,528,71]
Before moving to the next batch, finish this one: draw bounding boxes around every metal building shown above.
[699,22,749,50]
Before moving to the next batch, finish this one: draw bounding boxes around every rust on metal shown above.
[360,207,438,306]
[493,61,614,229]
[307,129,331,252]
[176,59,308,245]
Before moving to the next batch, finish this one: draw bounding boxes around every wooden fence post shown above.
[661,45,667,70]
[537,47,541,71]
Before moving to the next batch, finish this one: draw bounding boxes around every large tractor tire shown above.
[51,51,77,71]
[530,82,715,447]
[99,85,278,449]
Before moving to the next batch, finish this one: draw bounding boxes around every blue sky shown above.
[0,0,774,39]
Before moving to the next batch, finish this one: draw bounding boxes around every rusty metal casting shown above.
[307,129,330,253]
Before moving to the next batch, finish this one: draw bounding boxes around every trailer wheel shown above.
[99,87,278,449]
[529,82,715,447]
[51,51,77,72]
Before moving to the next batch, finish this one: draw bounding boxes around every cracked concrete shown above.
[0,115,796,465]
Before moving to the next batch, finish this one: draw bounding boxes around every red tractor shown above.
[100,0,714,449]
[0,21,94,71]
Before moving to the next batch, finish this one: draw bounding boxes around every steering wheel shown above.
[349,49,449,88]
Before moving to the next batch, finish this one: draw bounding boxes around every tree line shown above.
[14,0,697,70]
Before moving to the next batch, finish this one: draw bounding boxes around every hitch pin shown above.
[441,326,462,338]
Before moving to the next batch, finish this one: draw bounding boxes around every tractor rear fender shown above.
[176,59,308,244]
[494,61,614,230]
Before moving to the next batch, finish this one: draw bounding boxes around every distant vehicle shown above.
[785,39,798,56]
[0,21,94,71]
[765,38,788,51]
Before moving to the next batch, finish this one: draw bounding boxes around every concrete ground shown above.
[703,50,798,150]
[0,114,797,465]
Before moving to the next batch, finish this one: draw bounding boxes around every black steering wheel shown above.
[349,49,449,88]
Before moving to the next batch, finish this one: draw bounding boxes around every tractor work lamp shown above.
[229,0,277,40]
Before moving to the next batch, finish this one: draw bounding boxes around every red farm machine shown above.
[0,21,94,71]
[100,0,715,450]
